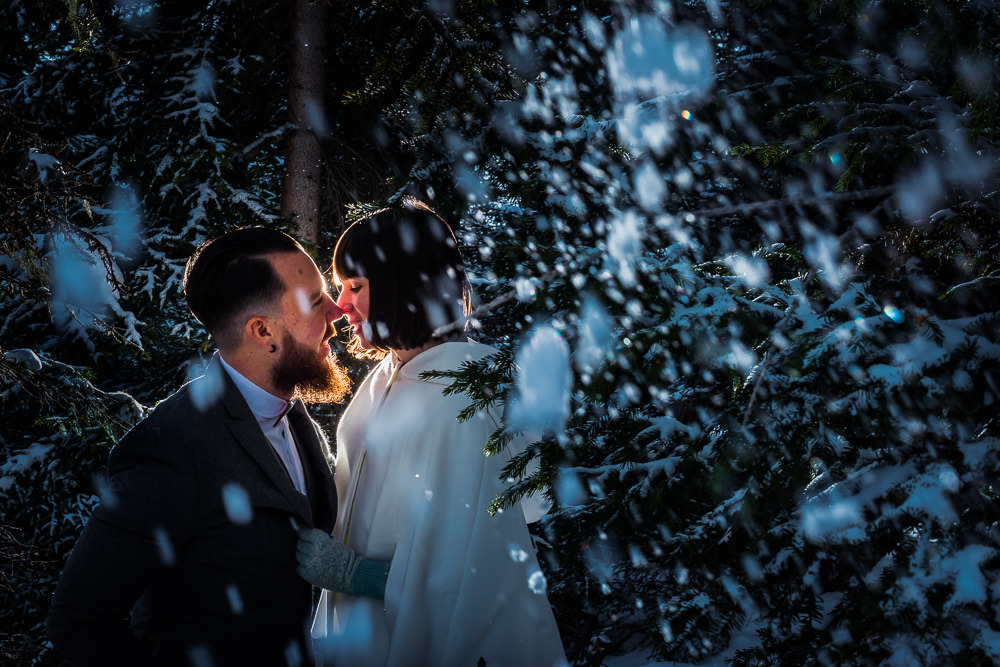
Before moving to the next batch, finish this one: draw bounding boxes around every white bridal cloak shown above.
[312,341,567,667]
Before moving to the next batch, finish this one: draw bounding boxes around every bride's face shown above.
[335,276,373,349]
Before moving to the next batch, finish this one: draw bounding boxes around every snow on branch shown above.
[434,187,898,338]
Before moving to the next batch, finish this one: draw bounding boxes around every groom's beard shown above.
[273,329,350,404]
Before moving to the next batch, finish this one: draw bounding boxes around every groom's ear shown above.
[245,314,275,352]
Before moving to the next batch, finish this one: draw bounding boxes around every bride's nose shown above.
[337,301,355,316]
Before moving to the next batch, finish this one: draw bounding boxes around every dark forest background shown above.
[2,0,998,665]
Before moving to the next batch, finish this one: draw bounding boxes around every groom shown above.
[48,228,348,666]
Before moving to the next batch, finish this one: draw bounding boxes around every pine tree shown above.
[410,0,1000,664]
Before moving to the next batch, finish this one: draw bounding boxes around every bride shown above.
[296,199,567,667]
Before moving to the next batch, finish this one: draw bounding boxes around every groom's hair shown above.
[184,227,304,349]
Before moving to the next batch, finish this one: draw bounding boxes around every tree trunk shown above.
[282,0,327,244]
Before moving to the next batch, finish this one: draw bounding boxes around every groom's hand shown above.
[295,527,389,600]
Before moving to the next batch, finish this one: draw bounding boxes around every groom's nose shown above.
[325,296,344,323]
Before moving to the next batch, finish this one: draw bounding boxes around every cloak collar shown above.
[394,340,495,383]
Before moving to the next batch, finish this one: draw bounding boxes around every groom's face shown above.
[267,251,346,402]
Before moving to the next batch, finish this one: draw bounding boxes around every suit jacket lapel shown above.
[287,401,338,531]
[212,357,314,523]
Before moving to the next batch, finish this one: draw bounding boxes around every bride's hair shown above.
[333,198,471,359]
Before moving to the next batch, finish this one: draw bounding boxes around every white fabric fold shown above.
[312,341,566,667]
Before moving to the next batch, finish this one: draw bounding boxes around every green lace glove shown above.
[295,526,389,600]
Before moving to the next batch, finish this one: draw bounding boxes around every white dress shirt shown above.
[219,356,307,494]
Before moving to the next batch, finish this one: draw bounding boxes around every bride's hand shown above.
[295,527,390,599]
[295,527,358,593]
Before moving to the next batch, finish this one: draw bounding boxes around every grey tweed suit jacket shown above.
[47,356,338,666]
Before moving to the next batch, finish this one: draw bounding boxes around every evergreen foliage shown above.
[414,1,1000,664]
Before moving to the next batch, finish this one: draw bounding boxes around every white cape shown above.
[312,341,566,667]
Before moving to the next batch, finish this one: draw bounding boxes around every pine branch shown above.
[434,187,896,337]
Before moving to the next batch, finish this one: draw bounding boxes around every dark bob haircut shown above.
[333,199,471,357]
[183,227,304,349]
